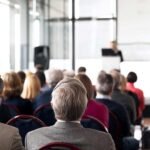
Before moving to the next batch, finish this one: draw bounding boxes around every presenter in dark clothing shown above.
[110,40,124,62]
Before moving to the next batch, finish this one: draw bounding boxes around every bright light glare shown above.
[0,3,10,72]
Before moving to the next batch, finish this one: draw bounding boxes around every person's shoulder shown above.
[83,128,115,148]
[82,127,108,137]
[0,123,18,133]
[27,126,51,137]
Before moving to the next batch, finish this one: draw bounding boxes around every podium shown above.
[101,56,120,72]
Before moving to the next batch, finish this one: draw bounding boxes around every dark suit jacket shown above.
[112,89,136,124]
[96,98,131,137]
[3,96,33,115]
[96,98,131,149]
[33,88,53,110]
[0,103,11,123]
[25,121,115,150]
[115,50,123,62]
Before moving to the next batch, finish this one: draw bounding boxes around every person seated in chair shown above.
[0,77,12,123]
[0,123,24,150]
[75,73,109,128]
[25,78,115,150]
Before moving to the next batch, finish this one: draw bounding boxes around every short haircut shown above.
[110,69,121,90]
[51,78,87,121]
[77,66,86,73]
[2,72,23,98]
[127,72,137,83]
[97,71,113,95]
[75,74,93,99]
[45,69,64,88]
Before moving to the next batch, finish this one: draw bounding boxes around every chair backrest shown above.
[81,115,108,133]
[33,103,56,126]
[3,103,20,117]
[39,142,81,150]
[6,115,46,145]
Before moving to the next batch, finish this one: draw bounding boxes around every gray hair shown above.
[51,78,87,121]
[97,71,114,95]
[110,69,121,90]
[45,69,64,88]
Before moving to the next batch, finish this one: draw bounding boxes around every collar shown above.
[96,93,111,100]
[57,119,80,124]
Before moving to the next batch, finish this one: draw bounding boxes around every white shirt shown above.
[96,93,111,100]
[57,119,80,124]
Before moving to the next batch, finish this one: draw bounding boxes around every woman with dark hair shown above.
[126,71,145,121]
[75,73,109,128]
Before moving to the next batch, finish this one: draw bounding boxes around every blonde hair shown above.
[21,74,41,101]
[119,74,127,92]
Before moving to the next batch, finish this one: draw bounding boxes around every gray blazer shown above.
[25,121,115,150]
[0,123,24,150]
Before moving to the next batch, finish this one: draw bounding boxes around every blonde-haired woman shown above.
[21,73,41,102]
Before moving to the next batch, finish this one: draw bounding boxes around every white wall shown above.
[118,0,150,61]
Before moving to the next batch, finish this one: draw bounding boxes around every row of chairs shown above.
[3,103,56,126]
[4,103,121,149]
[4,104,108,144]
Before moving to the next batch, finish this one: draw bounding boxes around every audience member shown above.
[75,73,109,128]
[63,69,75,78]
[35,70,49,92]
[0,77,11,123]
[33,69,64,110]
[21,73,41,102]
[95,71,131,149]
[17,71,26,84]
[25,78,115,150]
[126,71,145,121]
[119,74,139,124]
[77,66,86,74]
[110,69,136,124]
[2,72,32,114]
[45,69,64,89]
[0,123,24,150]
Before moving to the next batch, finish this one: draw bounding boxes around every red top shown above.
[83,99,109,128]
[126,82,145,118]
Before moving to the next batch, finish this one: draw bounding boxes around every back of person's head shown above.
[45,69,64,88]
[35,64,44,72]
[77,66,86,74]
[21,73,41,101]
[97,71,113,95]
[74,74,93,99]
[110,69,121,90]
[2,72,22,98]
[17,71,26,84]
[63,69,75,78]
[127,72,137,83]
[35,71,46,87]
[119,74,127,92]
[51,78,87,121]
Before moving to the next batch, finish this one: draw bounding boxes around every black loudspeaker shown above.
[34,46,50,70]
